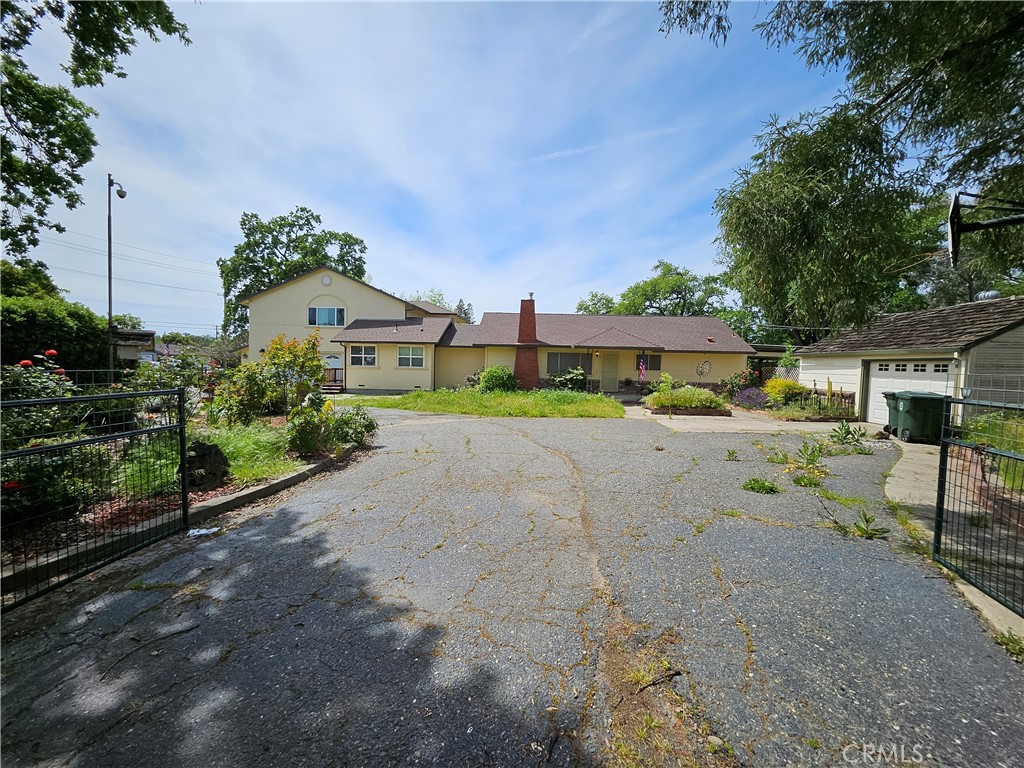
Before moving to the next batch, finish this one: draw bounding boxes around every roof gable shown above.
[329,316,453,345]
[798,296,1024,355]
[239,267,407,308]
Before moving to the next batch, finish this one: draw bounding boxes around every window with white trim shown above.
[913,363,927,373]
[934,363,949,373]
[307,307,345,326]
[350,345,376,366]
[398,346,425,368]
[894,363,908,372]
[877,363,890,372]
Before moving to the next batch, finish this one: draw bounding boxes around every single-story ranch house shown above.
[797,296,1024,423]
[239,267,755,393]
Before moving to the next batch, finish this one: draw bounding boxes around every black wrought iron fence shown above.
[935,396,1023,617]
[1,389,188,610]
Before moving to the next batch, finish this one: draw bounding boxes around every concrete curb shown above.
[1,445,355,597]
[188,445,353,526]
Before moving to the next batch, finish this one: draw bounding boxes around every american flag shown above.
[638,353,646,383]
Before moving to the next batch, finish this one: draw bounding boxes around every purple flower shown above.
[732,387,768,409]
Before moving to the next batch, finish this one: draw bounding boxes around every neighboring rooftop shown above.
[798,296,1024,354]
[406,300,459,316]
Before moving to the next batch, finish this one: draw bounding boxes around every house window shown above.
[913,363,927,373]
[398,346,425,368]
[934,363,949,373]
[635,354,662,371]
[894,363,908,372]
[546,352,592,375]
[307,307,345,326]
[877,363,890,372]
[350,345,376,366]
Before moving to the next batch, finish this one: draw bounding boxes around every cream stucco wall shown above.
[436,348,486,389]
[244,269,407,363]
[484,347,517,369]
[532,348,749,390]
[344,343,436,392]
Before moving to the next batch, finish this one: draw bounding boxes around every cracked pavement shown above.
[2,410,1022,767]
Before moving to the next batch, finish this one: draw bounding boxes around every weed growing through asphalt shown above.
[968,514,989,528]
[830,420,868,445]
[852,511,891,539]
[766,450,789,465]
[817,488,871,508]
[742,477,781,494]
[995,630,1024,662]
[793,441,826,473]
[792,473,822,488]
[725,449,739,461]
[721,509,742,517]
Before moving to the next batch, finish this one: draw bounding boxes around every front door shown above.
[600,353,619,392]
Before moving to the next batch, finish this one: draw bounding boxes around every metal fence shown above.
[1,389,188,610]
[935,396,1023,617]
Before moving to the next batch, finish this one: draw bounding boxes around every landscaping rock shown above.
[184,440,230,490]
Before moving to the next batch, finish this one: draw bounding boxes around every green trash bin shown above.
[893,391,945,443]
[881,391,900,435]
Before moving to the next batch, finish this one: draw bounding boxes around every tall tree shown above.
[575,291,616,315]
[453,298,474,323]
[659,0,1024,190]
[1,1,190,255]
[218,207,368,336]
[715,107,927,344]
[575,262,725,317]
[1,257,64,298]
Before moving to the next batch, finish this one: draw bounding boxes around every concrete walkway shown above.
[884,440,1024,636]
[625,404,858,434]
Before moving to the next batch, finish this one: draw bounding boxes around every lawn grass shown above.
[340,388,625,418]
[196,422,302,484]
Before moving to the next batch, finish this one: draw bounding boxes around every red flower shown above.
[44,349,58,357]
[18,360,32,367]
[54,368,66,375]
[2,480,21,491]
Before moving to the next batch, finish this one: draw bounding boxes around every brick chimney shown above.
[514,293,540,390]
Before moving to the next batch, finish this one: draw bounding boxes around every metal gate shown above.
[1,389,189,609]
[935,395,1023,617]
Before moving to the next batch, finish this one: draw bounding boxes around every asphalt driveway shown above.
[2,411,1022,767]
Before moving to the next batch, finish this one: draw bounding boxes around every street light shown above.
[107,174,127,373]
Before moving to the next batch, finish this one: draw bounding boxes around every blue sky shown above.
[25,2,846,335]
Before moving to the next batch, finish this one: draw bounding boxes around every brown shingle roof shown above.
[407,300,457,316]
[450,313,754,353]
[329,317,453,345]
[798,296,1024,355]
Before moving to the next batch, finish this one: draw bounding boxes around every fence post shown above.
[177,388,190,530]
[932,396,953,558]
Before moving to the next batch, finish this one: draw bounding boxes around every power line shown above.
[49,265,223,295]
[63,229,219,266]
[79,296,221,310]
[39,236,218,276]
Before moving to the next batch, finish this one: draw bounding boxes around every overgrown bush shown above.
[286,401,378,456]
[732,387,769,409]
[548,366,587,391]
[720,368,760,399]
[209,364,275,426]
[1,441,114,528]
[0,350,79,450]
[478,365,518,393]
[643,385,728,411]
[763,378,811,406]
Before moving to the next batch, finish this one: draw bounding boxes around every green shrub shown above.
[1,441,114,528]
[643,385,728,411]
[478,365,518,393]
[720,368,760,399]
[286,402,379,456]
[763,378,811,406]
[548,366,587,391]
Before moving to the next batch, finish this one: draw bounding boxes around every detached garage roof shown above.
[798,296,1024,355]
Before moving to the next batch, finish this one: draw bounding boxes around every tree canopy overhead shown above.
[575,261,726,318]
[1,1,190,255]
[715,107,934,345]
[659,0,1024,190]
[218,206,368,336]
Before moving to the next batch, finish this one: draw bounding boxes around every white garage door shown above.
[866,360,953,425]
